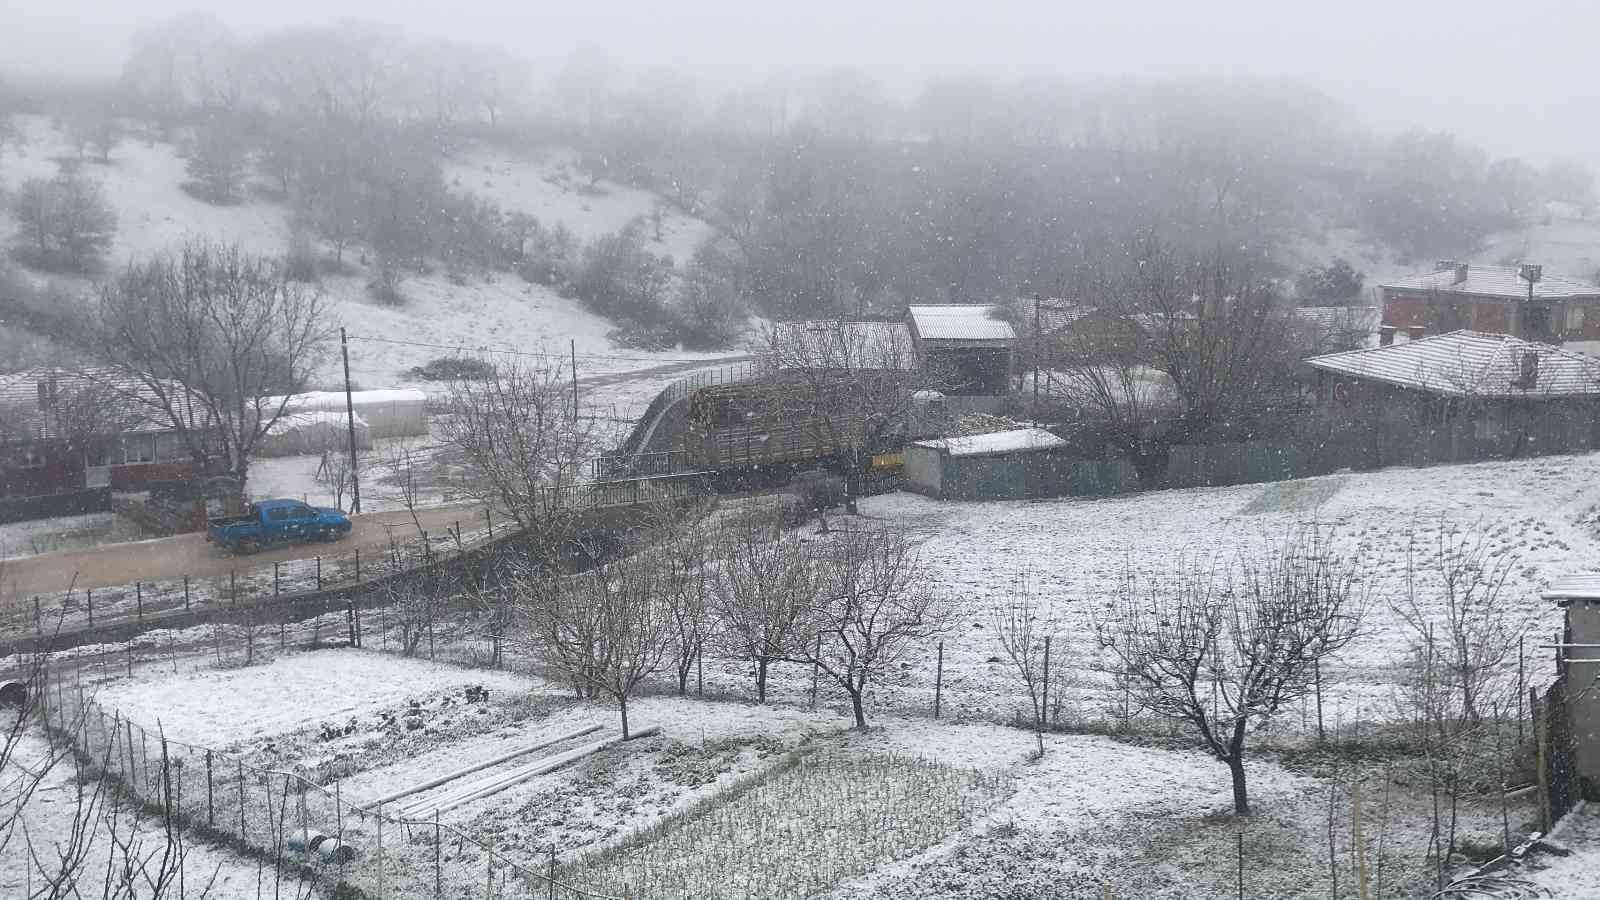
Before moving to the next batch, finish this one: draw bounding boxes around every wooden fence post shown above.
[136,582,143,622]
[934,641,944,719]
[1534,686,1551,832]
[87,589,93,627]
[230,570,237,607]
[355,547,361,582]
[376,801,385,900]
[316,557,322,591]
[273,563,280,598]
[184,575,190,611]
[238,761,246,841]
[206,749,214,826]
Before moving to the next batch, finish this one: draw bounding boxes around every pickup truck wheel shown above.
[319,527,338,542]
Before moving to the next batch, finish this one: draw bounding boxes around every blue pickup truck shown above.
[207,499,354,554]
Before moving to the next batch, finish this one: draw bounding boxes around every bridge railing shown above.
[612,360,767,458]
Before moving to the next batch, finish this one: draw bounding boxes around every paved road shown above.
[1,503,486,598]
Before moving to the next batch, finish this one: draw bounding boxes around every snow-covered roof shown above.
[907,305,1017,342]
[1016,297,1096,334]
[1381,265,1600,301]
[1541,572,1600,602]
[1294,306,1381,332]
[0,368,184,441]
[1305,330,1600,398]
[913,428,1066,458]
[271,389,429,412]
[761,321,915,371]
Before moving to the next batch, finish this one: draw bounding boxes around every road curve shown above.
[1,503,487,598]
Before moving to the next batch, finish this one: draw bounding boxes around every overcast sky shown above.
[7,0,1598,163]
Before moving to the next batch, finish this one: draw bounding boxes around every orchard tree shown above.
[1095,526,1365,815]
[438,356,595,549]
[712,512,818,703]
[186,120,251,203]
[808,525,947,729]
[94,240,330,485]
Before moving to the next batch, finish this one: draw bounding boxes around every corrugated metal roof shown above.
[0,368,186,442]
[1016,297,1096,334]
[913,427,1066,458]
[907,305,1017,342]
[762,321,916,371]
[1380,265,1600,301]
[1541,573,1600,602]
[1305,330,1600,397]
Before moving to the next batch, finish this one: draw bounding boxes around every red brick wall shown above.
[0,453,85,499]
[1472,303,1511,334]
[1381,292,1427,328]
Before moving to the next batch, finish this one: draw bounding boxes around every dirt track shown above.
[0,503,486,598]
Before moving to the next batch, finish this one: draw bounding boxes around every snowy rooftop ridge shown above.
[1305,330,1600,398]
[1381,264,1600,301]
[913,427,1066,458]
[1542,572,1600,602]
[907,305,1017,342]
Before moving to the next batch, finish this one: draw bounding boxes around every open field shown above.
[36,642,1562,899]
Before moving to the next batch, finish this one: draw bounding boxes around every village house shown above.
[1378,261,1600,344]
[0,369,198,515]
[1304,330,1600,465]
[905,305,1016,398]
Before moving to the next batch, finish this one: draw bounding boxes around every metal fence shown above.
[34,666,626,900]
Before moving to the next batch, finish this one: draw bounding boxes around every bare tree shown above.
[807,524,946,729]
[753,318,929,511]
[711,512,818,703]
[1052,237,1301,484]
[376,438,429,535]
[93,240,331,486]
[314,447,353,511]
[1392,518,1523,870]
[521,547,674,738]
[438,356,595,552]
[991,573,1056,755]
[1095,526,1364,814]
[655,506,716,695]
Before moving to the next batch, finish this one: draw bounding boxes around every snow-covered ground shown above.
[1525,802,1600,898]
[0,512,151,559]
[73,643,1542,899]
[0,116,738,392]
[843,451,1600,729]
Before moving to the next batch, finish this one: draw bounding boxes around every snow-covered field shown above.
[838,451,1600,729]
[66,643,1540,899]
[0,512,151,559]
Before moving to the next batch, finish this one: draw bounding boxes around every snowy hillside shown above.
[0,116,734,403]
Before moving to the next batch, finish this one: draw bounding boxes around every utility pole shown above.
[570,339,579,414]
[1032,297,1041,428]
[341,327,362,514]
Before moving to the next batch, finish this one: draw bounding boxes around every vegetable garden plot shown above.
[567,748,1011,900]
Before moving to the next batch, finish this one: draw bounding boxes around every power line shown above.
[342,333,749,365]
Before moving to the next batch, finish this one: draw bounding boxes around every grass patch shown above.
[1238,477,1345,515]
[566,746,1012,899]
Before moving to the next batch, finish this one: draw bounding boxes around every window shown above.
[1568,304,1586,333]
[9,446,47,469]
[292,506,314,519]
[121,434,157,464]
[267,507,290,522]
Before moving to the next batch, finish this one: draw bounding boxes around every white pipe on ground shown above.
[401,725,661,819]
[361,723,603,810]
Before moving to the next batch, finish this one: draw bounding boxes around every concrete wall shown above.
[1569,600,1600,791]
[904,444,942,497]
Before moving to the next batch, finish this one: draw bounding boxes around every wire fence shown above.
[33,664,628,900]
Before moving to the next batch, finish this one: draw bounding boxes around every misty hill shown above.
[0,115,728,389]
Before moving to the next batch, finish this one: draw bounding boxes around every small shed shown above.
[905,428,1068,500]
[906,305,1016,397]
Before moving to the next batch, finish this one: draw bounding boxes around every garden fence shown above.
[33,664,629,900]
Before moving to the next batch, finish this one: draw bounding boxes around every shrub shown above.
[790,471,846,518]
[607,319,677,351]
[8,171,117,273]
[410,356,496,381]
[283,230,319,282]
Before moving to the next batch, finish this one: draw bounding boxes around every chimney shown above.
[1453,263,1469,284]
[1378,325,1397,346]
[1435,259,1457,272]
[1407,325,1426,341]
